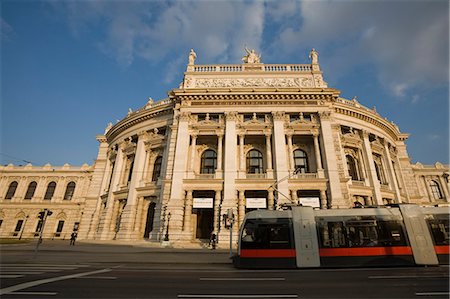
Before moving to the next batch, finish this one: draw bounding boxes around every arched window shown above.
[63,182,76,200]
[346,155,360,181]
[152,156,163,182]
[430,180,443,200]
[24,181,37,200]
[246,150,264,174]
[293,149,309,173]
[200,150,217,174]
[44,181,57,200]
[5,181,18,199]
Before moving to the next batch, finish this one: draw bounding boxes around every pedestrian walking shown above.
[209,232,217,250]
[70,232,77,246]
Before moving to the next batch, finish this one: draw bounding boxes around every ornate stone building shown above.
[1,49,448,246]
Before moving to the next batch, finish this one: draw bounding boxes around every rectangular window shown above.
[56,221,64,233]
[73,222,80,232]
[241,218,294,250]
[35,220,43,233]
[14,220,24,232]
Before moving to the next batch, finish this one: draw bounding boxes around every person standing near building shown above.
[70,232,77,246]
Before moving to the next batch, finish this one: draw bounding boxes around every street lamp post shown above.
[164,212,171,242]
[19,215,29,240]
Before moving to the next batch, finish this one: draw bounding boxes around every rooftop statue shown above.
[309,48,319,64]
[188,49,197,65]
[242,47,261,64]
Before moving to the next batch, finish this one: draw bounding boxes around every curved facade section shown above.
[0,49,448,247]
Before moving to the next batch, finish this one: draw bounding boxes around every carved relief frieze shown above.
[272,111,286,121]
[190,77,321,89]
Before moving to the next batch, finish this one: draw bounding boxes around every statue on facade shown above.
[188,49,197,65]
[242,47,261,64]
[309,48,319,64]
[104,122,113,134]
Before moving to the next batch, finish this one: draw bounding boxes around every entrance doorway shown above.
[195,209,214,239]
[143,202,156,238]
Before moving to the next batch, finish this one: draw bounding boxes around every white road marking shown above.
[416,292,450,296]
[369,275,448,279]
[1,266,77,270]
[1,272,44,275]
[178,295,298,298]
[200,277,285,281]
[1,264,89,267]
[76,276,117,280]
[0,275,24,278]
[0,268,112,296]
[7,291,57,296]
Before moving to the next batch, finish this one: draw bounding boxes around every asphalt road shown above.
[0,240,448,299]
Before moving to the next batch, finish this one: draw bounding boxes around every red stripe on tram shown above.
[319,246,413,257]
[434,245,450,255]
[240,249,296,258]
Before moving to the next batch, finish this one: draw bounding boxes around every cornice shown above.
[106,105,174,142]
[333,103,406,142]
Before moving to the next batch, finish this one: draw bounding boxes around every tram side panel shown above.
[291,206,320,268]
[314,208,415,267]
[399,205,439,265]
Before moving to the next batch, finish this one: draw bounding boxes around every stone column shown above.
[272,111,290,207]
[423,176,433,202]
[217,134,223,172]
[168,112,191,237]
[214,190,221,233]
[320,190,328,209]
[313,133,324,178]
[99,157,112,194]
[286,134,294,172]
[239,134,245,173]
[265,133,273,179]
[221,112,238,242]
[291,189,298,204]
[189,134,197,175]
[384,142,402,203]
[268,190,274,210]
[184,190,192,235]
[361,131,383,206]
[100,144,125,239]
[141,147,151,183]
[238,190,245,227]
[438,175,450,202]
[318,111,345,208]
[118,131,149,239]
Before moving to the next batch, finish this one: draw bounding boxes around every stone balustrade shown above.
[192,64,312,73]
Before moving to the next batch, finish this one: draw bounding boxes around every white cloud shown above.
[1,18,15,42]
[269,1,449,99]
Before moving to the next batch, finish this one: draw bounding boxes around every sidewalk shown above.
[0,239,234,265]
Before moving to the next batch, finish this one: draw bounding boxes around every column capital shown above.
[179,111,191,122]
[225,111,239,121]
[318,111,332,120]
[271,111,285,121]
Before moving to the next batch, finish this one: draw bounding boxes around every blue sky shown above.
[1,0,449,166]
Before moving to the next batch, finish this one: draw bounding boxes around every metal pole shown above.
[229,221,233,257]
[19,215,29,240]
[34,209,48,258]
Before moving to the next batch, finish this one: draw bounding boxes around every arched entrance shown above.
[143,202,156,239]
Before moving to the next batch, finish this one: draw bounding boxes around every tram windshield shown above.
[241,218,294,249]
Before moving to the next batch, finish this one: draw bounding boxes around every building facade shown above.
[1,49,449,246]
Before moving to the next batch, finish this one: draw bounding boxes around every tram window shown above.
[346,221,378,247]
[376,221,408,246]
[317,221,347,248]
[241,218,294,249]
[426,216,449,246]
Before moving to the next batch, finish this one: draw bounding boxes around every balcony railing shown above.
[351,180,366,186]
[194,173,216,179]
[291,173,318,179]
[246,173,267,179]
[192,64,312,73]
